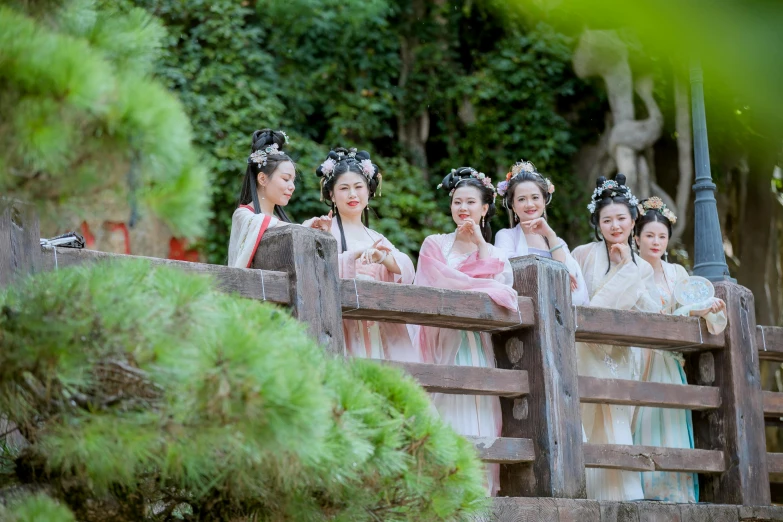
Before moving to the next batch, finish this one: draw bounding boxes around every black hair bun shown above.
[595,176,607,189]
[616,173,627,186]
[250,129,287,152]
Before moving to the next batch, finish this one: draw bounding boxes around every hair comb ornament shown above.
[587,178,638,214]
[248,143,285,168]
[638,196,677,224]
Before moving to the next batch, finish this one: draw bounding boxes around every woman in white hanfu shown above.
[572,174,661,501]
[307,147,417,362]
[494,159,588,306]
[414,167,518,497]
[632,197,726,503]
[228,129,323,268]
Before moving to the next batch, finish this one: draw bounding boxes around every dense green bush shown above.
[0,1,210,238]
[0,261,486,520]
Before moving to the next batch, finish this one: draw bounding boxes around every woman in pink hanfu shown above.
[306,147,417,362]
[414,167,518,496]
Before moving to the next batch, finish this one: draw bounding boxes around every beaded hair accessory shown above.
[638,196,677,224]
[496,160,555,197]
[248,134,290,168]
[587,178,638,214]
[437,168,497,198]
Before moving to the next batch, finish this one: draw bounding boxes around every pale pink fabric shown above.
[332,221,418,362]
[414,233,518,496]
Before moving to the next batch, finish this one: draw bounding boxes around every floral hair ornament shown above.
[319,157,337,178]
[497,160,555,197]
[638,196,678,224]
[437,168,497,198]
[248,143,285,168]
[587,178,639,214]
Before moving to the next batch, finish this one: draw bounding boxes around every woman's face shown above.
[511,181,546,223]
[635,221,670,262]
[451,186,488,226]
[598,203,634,246]
[258,161,296,207]
[331,170,369,217]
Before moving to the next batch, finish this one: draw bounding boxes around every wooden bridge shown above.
[4,201,783,521]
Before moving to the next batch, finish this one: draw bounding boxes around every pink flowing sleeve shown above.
[337,250,362,279]
[415,236,518,310]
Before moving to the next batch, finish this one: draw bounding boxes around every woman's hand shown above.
[710,298,726,314]
[307,210,333,232]
[689,298,726,317]
[609,243,631,265]
[360,239,387,265]
[569,273,578,292]
[456,218,485,246]
[523,217,555,241]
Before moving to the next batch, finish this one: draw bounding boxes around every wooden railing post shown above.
[687,282,769,504]
[492,256,585,497]
[0,199,41,289]
[253,226,344,355]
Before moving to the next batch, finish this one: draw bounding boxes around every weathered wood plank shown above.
[684,282,770,505]
[341,279,534,331]
[764,391,783,418]
[381,361,529,397]
[39,247,291,304]
[578,376,721,411]
[467,436,535,464]
[583,444,726,473]
[0,199,41,287]
[493,256,585,497]
[253,227,344,354]
[41,245,535,333]
[0,202,11,288]
[575,306,724,350]
[757,326,783,362]
[767,453,783,474]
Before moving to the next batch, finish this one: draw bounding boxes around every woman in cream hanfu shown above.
[632,197,726,503]
[494,159,588,306]
[414,167,518,496]
[572,174,661,501]
[228,129,323,267]
[308,147,416,362]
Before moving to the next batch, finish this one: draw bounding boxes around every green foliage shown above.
[127,0,593,262]
[0,262,486,520]
[0,1,209,238]
[1,494,76,522]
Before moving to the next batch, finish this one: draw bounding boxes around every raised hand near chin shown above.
[609,243,631,264]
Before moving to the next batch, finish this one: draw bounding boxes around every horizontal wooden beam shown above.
[575,306,724,351]
[579,376,720,411]
[768,453,783,474]
[583,444,725,473]
[341,278,535,331]
[764,391,783,418]
[40,247,291,304]
[41,248,535,332]
[467,436,535,464]
[758,326,783,361]
[382,361,529,397]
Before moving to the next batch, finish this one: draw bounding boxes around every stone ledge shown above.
[485,498,783,522]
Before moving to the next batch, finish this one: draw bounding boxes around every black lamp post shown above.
[690,60,733,282]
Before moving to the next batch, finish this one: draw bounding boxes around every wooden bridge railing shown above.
[1,200,780,507]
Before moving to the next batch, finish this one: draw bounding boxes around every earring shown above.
[481,216,485,228]
[664,251,669,263]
